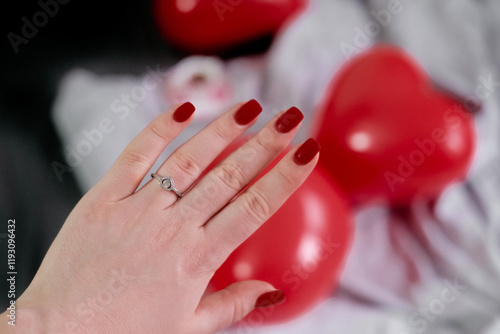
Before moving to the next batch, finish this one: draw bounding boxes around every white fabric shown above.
[52,0,500,332]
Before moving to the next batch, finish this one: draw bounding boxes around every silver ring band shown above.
[151,173,184,198]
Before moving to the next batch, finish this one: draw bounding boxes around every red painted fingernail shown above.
[173,102,195,122]
[234,99,263,125]
[255,290,286,309]
[275,107,304,133]
[294,138,320,165]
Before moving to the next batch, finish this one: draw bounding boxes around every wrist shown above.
[0,301,43,333]
[0,293,82,334]
[6,295,114,334]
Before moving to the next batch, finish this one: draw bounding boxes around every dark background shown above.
[0,0,179,309]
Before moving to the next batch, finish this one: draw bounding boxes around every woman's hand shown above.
[7,100,319,333]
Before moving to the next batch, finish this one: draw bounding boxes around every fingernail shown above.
[173,102,195,122]
[255,290,286,309]
[275,107,304,133]
[234,99,263,125]
[294,138,320,165]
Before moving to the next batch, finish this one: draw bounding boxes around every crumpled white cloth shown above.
[52,0,500,333]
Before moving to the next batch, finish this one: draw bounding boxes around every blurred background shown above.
[0,0,179,310]
[1,0,499,333]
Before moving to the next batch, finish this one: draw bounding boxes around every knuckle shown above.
[214,162,247,191]
[171,152,201,179]
[211,123,232,144]
[240,190,271,224]
[276,166,297,191]
[228,291,247,324]
[255,129,280,154]
[120,150,151,171]
[149,123,171,143]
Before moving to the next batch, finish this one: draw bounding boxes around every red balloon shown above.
[153,0,307,54]
[312,45,477,205]
[208,138,353,325]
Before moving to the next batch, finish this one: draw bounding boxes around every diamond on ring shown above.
[151,173,184,198]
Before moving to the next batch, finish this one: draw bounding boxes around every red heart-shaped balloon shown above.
[208,138,353,325]
[312,45,477,205]
[153,0,307,54]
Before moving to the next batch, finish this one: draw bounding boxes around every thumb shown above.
[194,280,286,333]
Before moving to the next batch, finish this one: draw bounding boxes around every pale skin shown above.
[1,101,318,333]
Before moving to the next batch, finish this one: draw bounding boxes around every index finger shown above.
[93,102,195,201]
